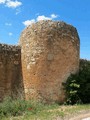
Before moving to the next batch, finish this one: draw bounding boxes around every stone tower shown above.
[19,20,80,103]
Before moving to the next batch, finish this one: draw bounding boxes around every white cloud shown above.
[37,14,58,21]
[23,19,35,26]
[6,0,22,8]
[8,32,13,36]
[51,14,58,19]
[15,8,21,15]
[0,0,22,8]
[37,15,51,21]
[0,0,6,4]
[5,22,12,26]
[23,14,58,27]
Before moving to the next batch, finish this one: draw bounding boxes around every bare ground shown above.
[55,110,90,120]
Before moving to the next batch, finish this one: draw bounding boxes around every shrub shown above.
[65,59,90,104]
[0,97,44,119]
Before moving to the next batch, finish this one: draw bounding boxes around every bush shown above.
[0,97,44,119]
[65,59,90,104]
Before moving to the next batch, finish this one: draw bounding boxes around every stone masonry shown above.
[19,20,80,103]
[0,44,24,101]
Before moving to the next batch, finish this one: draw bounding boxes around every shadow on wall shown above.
[0,44,25,101]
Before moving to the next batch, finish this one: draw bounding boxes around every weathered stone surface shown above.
[19,20,80,103]
[0,44,24,101]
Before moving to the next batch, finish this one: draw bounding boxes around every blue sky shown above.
[0,0,90,60]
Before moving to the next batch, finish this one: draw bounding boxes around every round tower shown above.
[19,20,80,103]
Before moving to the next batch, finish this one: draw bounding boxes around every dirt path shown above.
[69,112,90,120]
[55,110,90,120]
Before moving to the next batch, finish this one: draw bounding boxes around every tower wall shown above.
[19,21,80,103]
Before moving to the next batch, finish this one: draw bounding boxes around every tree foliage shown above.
[65,59,90,104]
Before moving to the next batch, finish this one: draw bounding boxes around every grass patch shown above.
[0,97,90,120]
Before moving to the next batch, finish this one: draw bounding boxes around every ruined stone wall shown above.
[19,20,80,103]
[0,20,80,103]
[0,44,24,101]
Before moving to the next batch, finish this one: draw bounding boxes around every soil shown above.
[69,111,90,120]
[56,110,90,120]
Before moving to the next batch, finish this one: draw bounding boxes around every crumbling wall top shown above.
[0,43,21,52]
